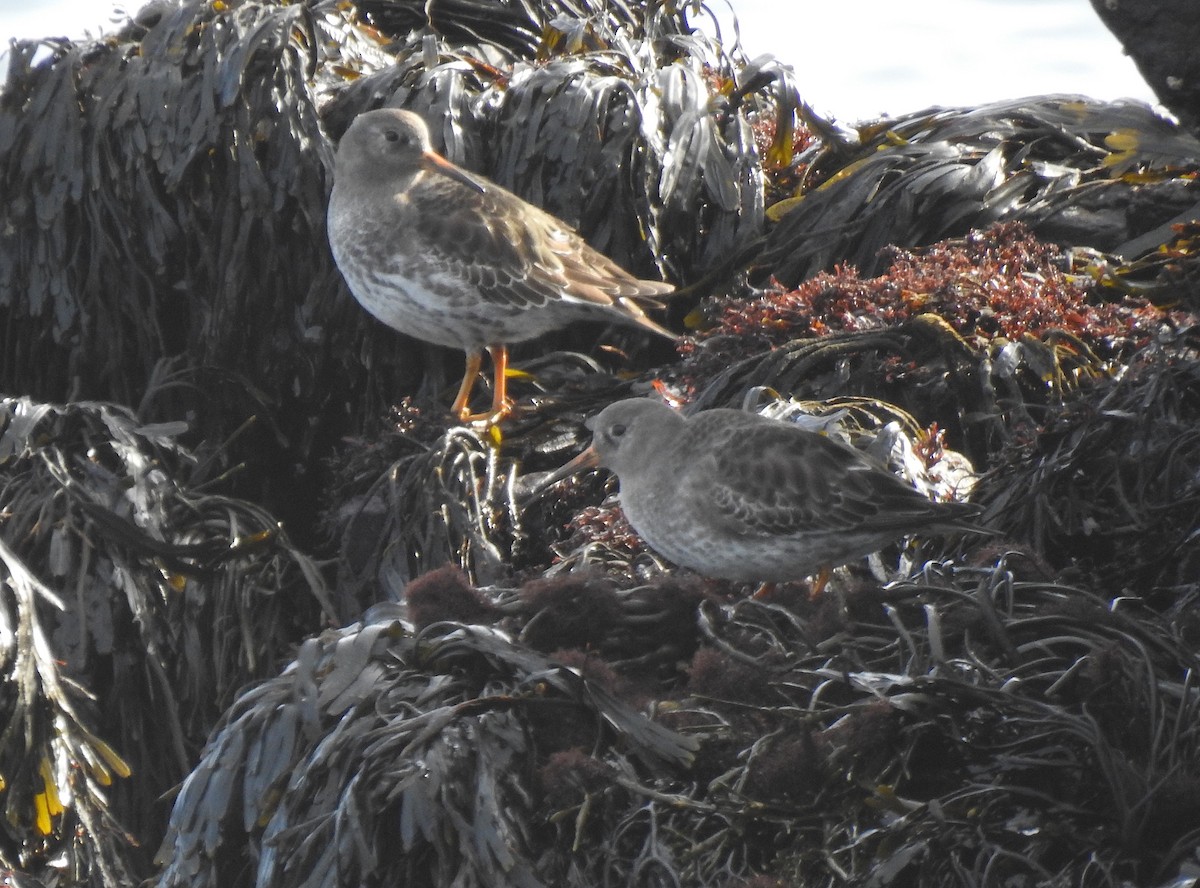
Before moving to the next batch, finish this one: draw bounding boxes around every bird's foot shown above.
[459,398,516,429]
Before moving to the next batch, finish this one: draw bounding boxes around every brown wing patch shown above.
[414,171,671,314]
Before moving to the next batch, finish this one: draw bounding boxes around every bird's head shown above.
[585,398,685,477]
[531,398,684,495]
[334,108,484,193]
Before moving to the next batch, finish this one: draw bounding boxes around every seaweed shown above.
[153,557,1200,887]
[754,95,1200,285]
[0,0,354,539]
[975,333,1200,596]
[154,615,699,888]
[328,400,524,615]
[0,396,333,882]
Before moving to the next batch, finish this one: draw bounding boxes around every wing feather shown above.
[413,172,671,317]
[700,420,956,539]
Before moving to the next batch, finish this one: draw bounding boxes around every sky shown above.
[0,0,1160,121]
[709,0,1157,119]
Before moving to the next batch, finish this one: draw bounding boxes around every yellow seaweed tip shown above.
[38,758,63,817]
[91,736,133,780]
[34,793,52,836]
[1104,129,1139,152]
[766,194,806,222]
[682,306,706,330]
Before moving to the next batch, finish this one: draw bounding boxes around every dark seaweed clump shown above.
[154,559,1200,887]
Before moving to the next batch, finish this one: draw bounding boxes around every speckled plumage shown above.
[585,399,982,584]
[327,108,674,422]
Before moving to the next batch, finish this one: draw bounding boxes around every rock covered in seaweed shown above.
[1,0,1199,887]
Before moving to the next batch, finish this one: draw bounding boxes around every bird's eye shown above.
[384,129,401,143]
[608,423,627,439]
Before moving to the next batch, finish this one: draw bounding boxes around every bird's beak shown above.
[421,150,487,194]
[541,446,601,486]
[522,446,602,501]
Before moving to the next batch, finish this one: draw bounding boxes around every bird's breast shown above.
[328,215,566,349]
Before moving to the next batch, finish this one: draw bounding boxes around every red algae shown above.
[691,222,1177,357]
[561,503,648,561]
[750,107,816,199]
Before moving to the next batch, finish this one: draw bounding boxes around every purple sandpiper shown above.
[548,398,984,596]
[327,108,674,424]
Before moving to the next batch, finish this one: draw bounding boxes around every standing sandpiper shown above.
[327,108,674,425]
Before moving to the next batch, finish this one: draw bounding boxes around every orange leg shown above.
[486,345,512,419]
[457,344,514,426]
[751,582,776,600]
[450,350,484,421]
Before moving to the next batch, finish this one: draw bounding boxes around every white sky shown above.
[0,0,1159,121]
[0,0,127,44]
[710,0,1157,119]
